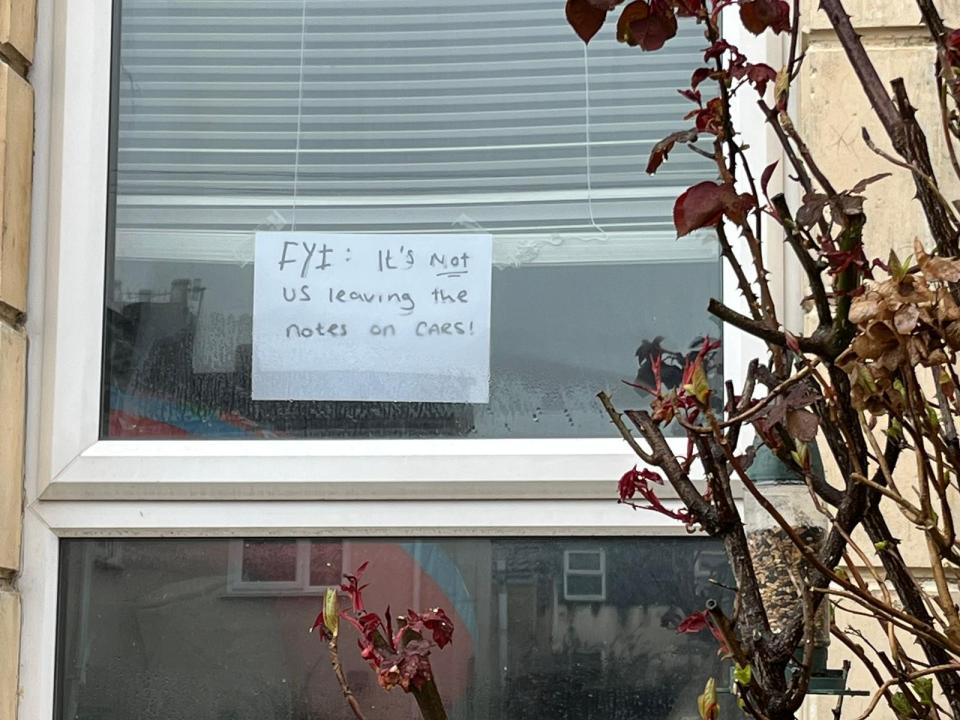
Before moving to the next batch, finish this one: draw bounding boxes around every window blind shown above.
[113,0,719,265]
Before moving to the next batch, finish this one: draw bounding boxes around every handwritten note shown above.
[251,232,493,403]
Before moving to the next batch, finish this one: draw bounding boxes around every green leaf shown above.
[834,567,849,582]
[858,366,878,394]
[890,691,912,717]
[733,663,752,686]
[697,677,719,720]
[885,419,903,441]
[893,378,906,398]
[323,587,340,638]
[913,677,934,706]
[684,362,711,405]
[790,440,809,470]
[888,250,913,282]
[874,540,890,552]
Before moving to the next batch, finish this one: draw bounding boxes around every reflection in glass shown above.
[101,0,722,439]
[57,537,741,719]
[241,540,298,582]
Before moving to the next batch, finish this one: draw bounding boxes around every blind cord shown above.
[583,43,607,239]
[290,0,308,231]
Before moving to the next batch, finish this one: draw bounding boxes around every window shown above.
[101,0,723,441]
[563,548,606,601]
[22,1,779,718]
[35,0,772,502]
[56,537,739,720]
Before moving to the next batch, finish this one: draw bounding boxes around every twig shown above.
[707,298,828,355]
[597,391,655,464]
[860,127,960,228]
[771,194,833,327]
[855,663,960,720]
[328,636,368,720]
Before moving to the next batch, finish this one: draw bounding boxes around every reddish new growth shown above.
[618,465,693,523]
[626,336,721,425]
[676,610,731,656]
[312,562,455,693]
[618,336,721,526]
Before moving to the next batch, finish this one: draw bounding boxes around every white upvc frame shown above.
[19,1,787,718]
[18,498,711,719]
[29,0,779,505]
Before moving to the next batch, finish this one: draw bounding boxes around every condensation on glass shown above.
[101,0,722,439]
[56,537,740,719]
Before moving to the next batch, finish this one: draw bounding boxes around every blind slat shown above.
[115,0,718,264]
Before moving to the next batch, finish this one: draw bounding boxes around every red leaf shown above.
[784,330,800,354]
[703,39,734,62]
[566,0,608,44]
[948,27,960,66]
[618,0,678,51]
[690,67,712,89]
[692,97,723,135]
[678,87,702,105]
[646,128,698,174]
[618,466,692,522]
[674,0,704,17]
[341,562,371,613]
[760,160,778,198]
[745,62,777,95]
[407,607,455,649]
[616,0,649,43]
[673,181,736,237]
[724,192,757,225]
[739,0,790,35]
[677,610,709,634]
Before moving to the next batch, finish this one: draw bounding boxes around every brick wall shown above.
[0,1,33,718]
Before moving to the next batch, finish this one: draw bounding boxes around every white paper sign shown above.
[252,232,492,403]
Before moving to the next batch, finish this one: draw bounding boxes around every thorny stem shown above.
[328,636,368,720]
[706,298,826,355]
[712,421,960,655]
[770,194,832,327]
[830,211,865,352]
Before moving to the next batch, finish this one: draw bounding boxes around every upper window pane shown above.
[102,0,721,439]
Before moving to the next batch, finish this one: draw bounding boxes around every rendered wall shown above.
[798,2,959,718]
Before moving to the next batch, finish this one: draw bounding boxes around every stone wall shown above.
[797,2,959,718]
[0,0,32,718]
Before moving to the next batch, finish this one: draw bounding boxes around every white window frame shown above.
[225,538,344,596]
[29,0,778,505]
[19,1,788,718]
[563,548,606,602]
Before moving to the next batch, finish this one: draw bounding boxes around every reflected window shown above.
[57,537,741,719]
[227,539,343,595]
[562,549,605,601]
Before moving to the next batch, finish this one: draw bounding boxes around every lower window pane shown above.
[57,537,739,719]
[104,260,721,439]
